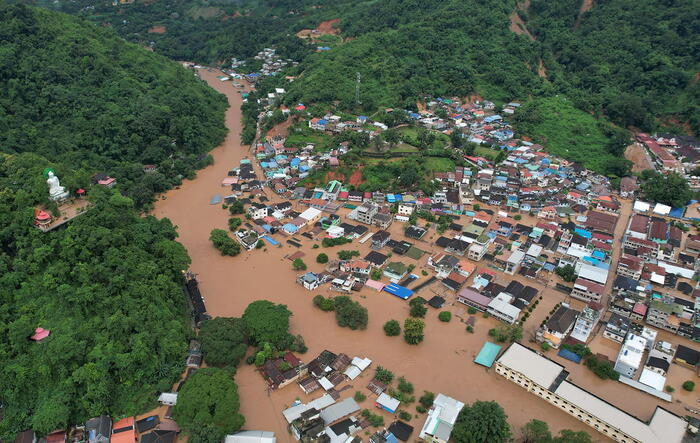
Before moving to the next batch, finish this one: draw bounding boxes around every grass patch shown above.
[424,157,455,172]
[514,96,615,173]
[474,146,499,160]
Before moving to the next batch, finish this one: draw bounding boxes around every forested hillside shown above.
[0,153,191,439]
[0,4,232,438]
[0,3,228,207]
[45,0,698,136]
[526,0,699,133]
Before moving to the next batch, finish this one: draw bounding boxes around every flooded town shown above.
[139,68,699,442]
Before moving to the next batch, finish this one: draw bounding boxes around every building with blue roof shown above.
[383,283,413,300]
[474,342,502,368]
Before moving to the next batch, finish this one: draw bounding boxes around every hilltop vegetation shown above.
[0,4,235,438]
[55,0,700,137]
[0,3,228,207]
[526,0,699,133]
[0,153,191,439]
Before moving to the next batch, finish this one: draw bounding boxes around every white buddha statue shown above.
[47,171,69,201]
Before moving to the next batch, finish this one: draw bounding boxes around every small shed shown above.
[158,392,178,406]
[474,342,502,368]
[375,393,400,414]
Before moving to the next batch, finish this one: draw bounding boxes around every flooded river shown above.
[151,69,645,441]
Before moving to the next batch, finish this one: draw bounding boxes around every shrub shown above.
[416,405,427,413]
[354,391,367,402]
[514,214,522,220]
[488,328,497,337]
[466,325,474,333]
[316,253,329,263]
[292,258,307,270]
[337,250,360,260]
[467,307,477,315]
[312,244,319,249]
[398,411,412,421]
[398,377,414,394]
[256,240,264,249]
[209,229,241,256]
[322,237,352,247]
[374,366,394,384]
[421,270,428,276]
[585,356,619,380]
[334,296,368,330]
[438,311,452,322]
[228,217,242,231]
[410,303,427,318]
[683,381,695,392]
[370,268,382,280]
[666,385,675,393]
[313,295,335,311]
[383,320,401,336]
[419,391,435,408]
[482,312,489,318]
[540,342,551,352]
[404,318,425,345]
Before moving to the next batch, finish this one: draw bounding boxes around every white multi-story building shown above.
[614,333,646,378]
[495,343,687,443]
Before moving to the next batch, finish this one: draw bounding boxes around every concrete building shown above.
[604,313,631,344]
[614,334,647,378]
[486,292,521,324]
[418,393,464,443]
[495,343,687,443]
[355,201,379,225]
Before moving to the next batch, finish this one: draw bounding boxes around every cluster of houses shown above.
[15,411,181,443]
[636,133,700,187]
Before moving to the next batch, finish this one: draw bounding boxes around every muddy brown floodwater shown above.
[152,69,630,441]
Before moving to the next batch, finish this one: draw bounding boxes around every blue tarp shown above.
[574,228,592,239]
[383,283,414,300]
[262,235,279,246]
[669,207,685,218]
[210,195,222,205]
[558,348,582,364]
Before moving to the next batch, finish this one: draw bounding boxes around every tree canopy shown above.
[242,300,293,349]
[0,154,192,439]
[641,172,693,207]
[172,368,245,441]
[452,400,511,443]
[199,317,249,367]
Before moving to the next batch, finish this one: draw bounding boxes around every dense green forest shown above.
[0,4,236,438]
[33,0,699,136]
[0,3,228,207]
[526,0,699,133]
[0,153,191,439]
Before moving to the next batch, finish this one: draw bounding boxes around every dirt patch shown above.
[624,143,653,173]
[297,18,341,41]
[509,0,535,41]
[148,25,166,34]
[574,0,594,28]
[325,168,365,188]
[537,59,547,79]
[316,18,340,35]
[265,118,293,139]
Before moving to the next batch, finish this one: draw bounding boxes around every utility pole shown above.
[355,72,361,106]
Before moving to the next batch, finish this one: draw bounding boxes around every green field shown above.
[474,146,499,161]
[424,157,456,172]
[285,123,333,151]
[513,96,615,173]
